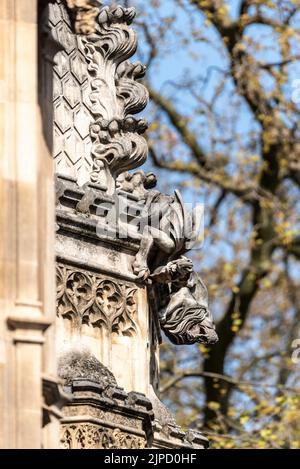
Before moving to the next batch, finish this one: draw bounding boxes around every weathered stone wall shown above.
[0,0,60,449]
[55,179,154,394]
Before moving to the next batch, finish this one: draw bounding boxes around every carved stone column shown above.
[39,0,152,397]
[38,0,217,449]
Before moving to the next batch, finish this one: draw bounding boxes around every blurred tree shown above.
[127,0,300,448]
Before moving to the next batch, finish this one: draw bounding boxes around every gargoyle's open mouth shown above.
[191,326,219,345]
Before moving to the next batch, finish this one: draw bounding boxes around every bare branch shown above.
[148,84,207,165]
[288,236,300,260]
[149,146,258,201]
[160,370,299,395]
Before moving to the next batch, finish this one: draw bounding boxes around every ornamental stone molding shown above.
[58,355,207,449]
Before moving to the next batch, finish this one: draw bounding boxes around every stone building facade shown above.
[0,0,217,449]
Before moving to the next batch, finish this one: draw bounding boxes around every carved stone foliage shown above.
[83,6,149,192]
[56,264,138,335]
[61,424,145,449]
[44,1,148,190]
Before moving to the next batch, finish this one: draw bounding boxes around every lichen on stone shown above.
[58,348,117,387]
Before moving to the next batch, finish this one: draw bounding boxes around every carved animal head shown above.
[160,304,218,346]
[186,307,218,345]
[159,272,218,346]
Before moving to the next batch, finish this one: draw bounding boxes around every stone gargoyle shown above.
[117,171,199,281]
[117,171,218,346]
[151,257,218,345]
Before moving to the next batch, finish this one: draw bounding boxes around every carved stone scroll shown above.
[83,6,149,192]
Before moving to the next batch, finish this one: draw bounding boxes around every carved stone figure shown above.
[132,189,199,281]
[151,259,218,345]
[116,171,218,346]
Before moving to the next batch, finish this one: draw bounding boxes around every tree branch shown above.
[287,236,300,260]
[160,370,298,395]
[149,146,258,201]
[148,84,207,166]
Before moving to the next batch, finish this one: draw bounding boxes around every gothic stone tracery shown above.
[56,264,138,336]
[61,424,145,449]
